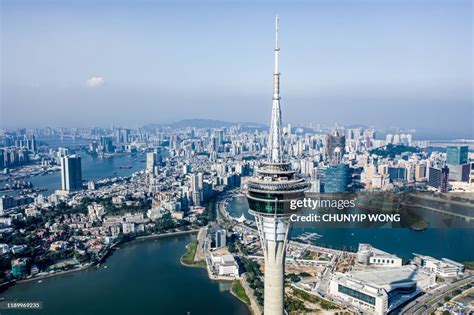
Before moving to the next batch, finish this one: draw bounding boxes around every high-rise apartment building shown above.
[60,155,83,191]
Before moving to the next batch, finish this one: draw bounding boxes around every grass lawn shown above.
[181,240,206,267]
[292,287,339,310]
[231,280,250,305]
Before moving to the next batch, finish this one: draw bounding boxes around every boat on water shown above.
[297,232,323,242]
[409,219,429,231]
[410,226,427,231]
[236,214,246,223]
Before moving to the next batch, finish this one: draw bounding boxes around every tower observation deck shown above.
[246,16,310,315]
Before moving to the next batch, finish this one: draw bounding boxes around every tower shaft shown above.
[253,213,291,315]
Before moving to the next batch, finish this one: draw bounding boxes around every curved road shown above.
[401,274,474,314]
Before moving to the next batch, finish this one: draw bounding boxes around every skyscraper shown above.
[146,152,157,173]
[415,163,427,182]
[60,155,83,191]
[427,166,449,193]
[323,164,352,193]
[246,16,310,315]
[100,136,114,153]
[325,129,345,165]
[191,173,203,206]
[446,146,468,165]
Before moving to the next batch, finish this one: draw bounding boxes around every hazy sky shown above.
[1,0,472,138]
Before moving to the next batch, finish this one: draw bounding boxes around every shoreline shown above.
[178,224,257,315]
[134,229,199,242]
[15,263,93,285]
[0,229,200,293]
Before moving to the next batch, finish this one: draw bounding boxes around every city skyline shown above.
[1,0,472,139]
[1,2,473,314]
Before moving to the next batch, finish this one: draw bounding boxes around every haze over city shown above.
[1,0,472,139]
[1,2,474,314]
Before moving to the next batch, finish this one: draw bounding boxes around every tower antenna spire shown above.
[269,15,283,163]
[274,15,280,75]
[275,15,279,50]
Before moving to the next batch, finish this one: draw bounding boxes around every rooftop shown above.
[351,265,430,287]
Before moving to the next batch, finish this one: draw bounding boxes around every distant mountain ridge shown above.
[145,118,266,129]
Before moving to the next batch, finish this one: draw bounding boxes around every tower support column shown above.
[263,239,285,315]
[252,212,291,315]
